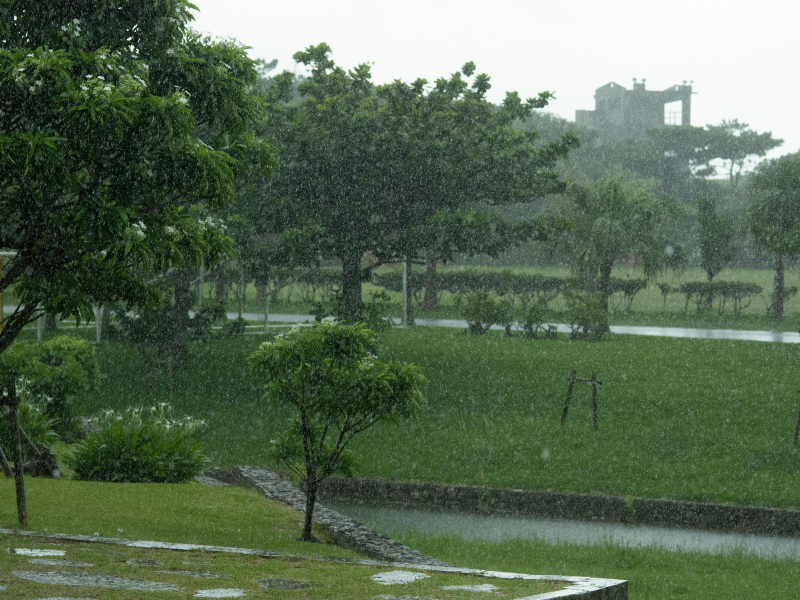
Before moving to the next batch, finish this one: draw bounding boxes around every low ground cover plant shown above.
[68,404,206,483]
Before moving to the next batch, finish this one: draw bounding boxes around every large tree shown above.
[748,153,800,321]
[261,44,577,321]
[0,0,276,355]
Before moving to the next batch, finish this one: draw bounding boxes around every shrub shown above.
[67,405,207,483]
[0,383,58,462]
[2,336,99,439]
[218,317,248,337]
[456,292,500,335]
[520,293,550,338]
[564,290,610,340]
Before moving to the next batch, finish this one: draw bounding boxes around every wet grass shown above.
[33,324,799,511]
[0,534,564,600]
[395,532,800,600]
[0,478,355,557]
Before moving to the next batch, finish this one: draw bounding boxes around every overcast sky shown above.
[191,0,799,161]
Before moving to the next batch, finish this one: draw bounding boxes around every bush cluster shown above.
[68,404,207,483]
[678,281,766,316]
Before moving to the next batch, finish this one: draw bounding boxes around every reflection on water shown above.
[326,501,800,560]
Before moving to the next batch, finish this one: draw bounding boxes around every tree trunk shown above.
[772,253,784,321]
[597,260,613,313]
[255,285,266,303]
[45,313,57,332]
[215,265,228,305]
[301,477,317,542]
[172,267,191,362]
[706,271,714,310]
[423,251,439,310]
[8,383,27,527]
[340,251,363,323]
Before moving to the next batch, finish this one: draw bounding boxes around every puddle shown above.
[9,548,66,557]
[373,595,437,600]
[371,571,431,585]
[158,570,224,579]
[194,589,245,598]
[30,559,94,567]
[328,501,800,561]
[12,570,181,591]
[260,578,314,590]
[127,558,163,566]
[441,583,498,592]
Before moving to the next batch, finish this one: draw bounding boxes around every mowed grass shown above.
[0,535,563,600]
[394,532,800,600]
[0,481,563,600]
[0,478,356,557]
[49,325,800,511]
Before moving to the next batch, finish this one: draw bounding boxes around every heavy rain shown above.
[1,1,800,599]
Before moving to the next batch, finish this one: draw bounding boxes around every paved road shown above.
[11,305,800,344]
[237,311,800,344]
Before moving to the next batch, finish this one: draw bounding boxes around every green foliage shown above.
[519,293,551,338]
[68,404,207,483]
[697,193,738,282]
[249,321,426,537]
[260,43,575,321]
[313,289,394,332]
[0,336,99,437]
[218,317,248,337]
[0,0,275,358]
[679,281,764,316]
[0,387,58,461]
[555,178,680,312]
[564,290,610,340]
[456,292,501,335]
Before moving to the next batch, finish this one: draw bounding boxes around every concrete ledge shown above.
[318,476,800,537]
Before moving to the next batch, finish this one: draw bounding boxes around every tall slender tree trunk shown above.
[340,251,363,323]
[255,285,266,303]
[301,477,318,541]
[8,383,27,527]
[597,259,613,313]
[772,252,784,321]
[215,265,228,305]
[172,268,191,362]
[45,313,57,332]
[423,251,439,310]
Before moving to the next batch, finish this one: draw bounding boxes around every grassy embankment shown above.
[0,480,563,600]
[396,532,800,600]
[6,327,800,599]
[21,323,797,510]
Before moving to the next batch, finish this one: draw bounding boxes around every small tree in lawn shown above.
[248,322,425,542]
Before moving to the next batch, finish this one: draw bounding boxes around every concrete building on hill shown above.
[576,79,693,143]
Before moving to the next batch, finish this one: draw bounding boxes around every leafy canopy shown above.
[0,0,276,354]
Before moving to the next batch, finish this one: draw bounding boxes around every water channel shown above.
[325,501,800,561]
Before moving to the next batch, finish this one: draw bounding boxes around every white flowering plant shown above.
[67,403,207,483]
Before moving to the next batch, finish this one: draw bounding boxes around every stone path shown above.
[2,534,627,600]
[205,466,453,567]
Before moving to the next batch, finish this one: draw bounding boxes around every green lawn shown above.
[395,532,800,600]
[0,479,564,600]
[0,478,355,556]
[34,324,799,511]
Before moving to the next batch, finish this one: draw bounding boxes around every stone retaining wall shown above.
[318,476,800,537]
